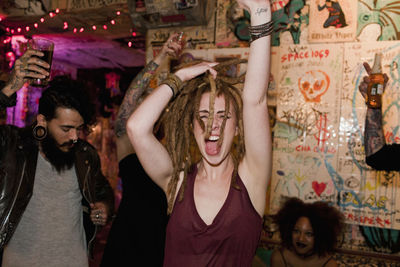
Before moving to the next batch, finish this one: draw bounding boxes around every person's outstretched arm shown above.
[0,49,49,159]
[358,62,400,171]
[238,0,272,216]
[115,33,182,162]
[359,62,386,157]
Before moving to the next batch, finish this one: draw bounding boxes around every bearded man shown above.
[0,48,114,267]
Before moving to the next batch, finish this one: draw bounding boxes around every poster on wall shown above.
[308,0,357,43]
[356,0,400,42]
[270,42,344,214]
[338,41,400,230]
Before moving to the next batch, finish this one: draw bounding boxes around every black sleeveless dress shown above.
[100,154,168,267]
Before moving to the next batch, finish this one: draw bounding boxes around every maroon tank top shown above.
[164,165,263,267]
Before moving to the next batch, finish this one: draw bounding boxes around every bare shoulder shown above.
[270,248,285,267]
[324,257,338,267]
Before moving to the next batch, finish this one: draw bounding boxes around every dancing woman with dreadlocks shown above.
[127,0,272,266]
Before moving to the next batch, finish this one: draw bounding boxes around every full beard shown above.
[40,133,75,173]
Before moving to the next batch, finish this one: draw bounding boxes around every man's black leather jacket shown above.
[0,91,114,257]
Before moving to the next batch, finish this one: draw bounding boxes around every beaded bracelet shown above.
[161,73,184,99]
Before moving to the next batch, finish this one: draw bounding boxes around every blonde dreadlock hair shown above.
[161,58,247,213]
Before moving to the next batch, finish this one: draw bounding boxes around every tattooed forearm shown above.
[364,108,385,157]
[115,61,158,138]
[255,7,269,16]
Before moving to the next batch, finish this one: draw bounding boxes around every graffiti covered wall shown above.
[270,41,400,230]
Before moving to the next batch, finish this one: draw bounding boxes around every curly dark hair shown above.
[273,197,344,256]
[38,76,96,133]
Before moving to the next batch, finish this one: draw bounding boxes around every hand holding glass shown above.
[28,38,54,87]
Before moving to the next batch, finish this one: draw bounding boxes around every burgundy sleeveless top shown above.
[164,165,263,267]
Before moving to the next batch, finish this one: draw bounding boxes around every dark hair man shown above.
[0,48,114,267]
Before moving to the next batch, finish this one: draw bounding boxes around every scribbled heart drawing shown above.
[298,70,330,102]
[312,181,326,197]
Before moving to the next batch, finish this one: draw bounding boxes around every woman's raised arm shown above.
[238,0,272,215]
[127,61,218,192]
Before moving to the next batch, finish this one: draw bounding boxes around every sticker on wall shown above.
[308,0,357,43]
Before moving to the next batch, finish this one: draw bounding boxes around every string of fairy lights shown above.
[0,8,138,47]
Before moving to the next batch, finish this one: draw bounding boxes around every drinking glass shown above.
[28,37,54,87]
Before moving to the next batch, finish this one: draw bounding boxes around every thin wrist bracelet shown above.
[248,20,274,43]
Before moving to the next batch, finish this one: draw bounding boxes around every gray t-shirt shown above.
[3,152,88,267]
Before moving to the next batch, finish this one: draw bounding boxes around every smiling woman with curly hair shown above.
[271,197,345,267]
